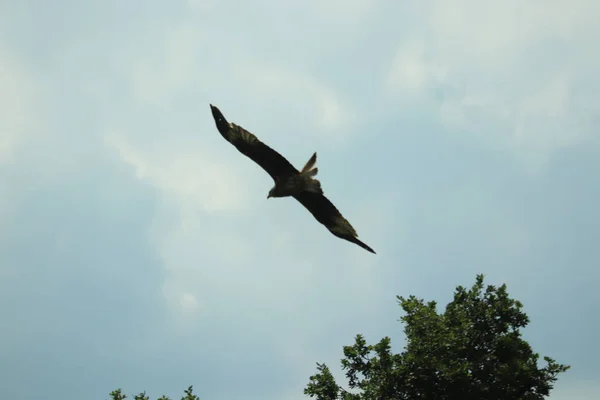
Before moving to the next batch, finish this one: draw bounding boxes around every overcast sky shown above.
[1,1,598,399]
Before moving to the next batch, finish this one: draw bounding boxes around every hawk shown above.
[210,104,375,254]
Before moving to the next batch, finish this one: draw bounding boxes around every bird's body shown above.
[210,104,375,254]
[267,152,322,198]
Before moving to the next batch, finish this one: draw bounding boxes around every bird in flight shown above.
[209,104,375,254]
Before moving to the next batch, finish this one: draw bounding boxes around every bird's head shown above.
[267,187,276,199]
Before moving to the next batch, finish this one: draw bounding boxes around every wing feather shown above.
[293,191,376,254]
[210,105,298,181]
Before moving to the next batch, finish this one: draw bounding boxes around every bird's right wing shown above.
[210,104,298,181]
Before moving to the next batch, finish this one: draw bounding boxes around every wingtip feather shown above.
[352,237,376,254]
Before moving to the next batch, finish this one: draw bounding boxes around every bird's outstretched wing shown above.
[210,104,298,181]
[293,191,376,254]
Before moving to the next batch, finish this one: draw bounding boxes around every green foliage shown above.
[305,274,570,400]
[108,389,127,400]
[108,385,199,400]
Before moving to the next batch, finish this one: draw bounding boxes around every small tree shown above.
[305,274,569,400]
[108,385,199,400]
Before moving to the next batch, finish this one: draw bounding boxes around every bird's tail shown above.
[299,152,322,194]
[300,152,318,176]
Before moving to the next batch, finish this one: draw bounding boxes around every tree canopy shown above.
[108,385,200,400]
[107,275,569,400]
[304,274,569,400]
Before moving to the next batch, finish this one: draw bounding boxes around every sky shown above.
[0,0,598,399]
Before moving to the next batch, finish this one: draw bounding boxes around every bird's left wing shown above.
[210,104,298,181]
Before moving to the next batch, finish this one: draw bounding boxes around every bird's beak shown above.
[267,194,271,199]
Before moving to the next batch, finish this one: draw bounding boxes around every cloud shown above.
[0,44,40,163]
[0,42,44,234]
[112,14,354,141]
[105,132,251,214]
[233,61,353,135]
[386,39,439,93]
[385,0,600,172]
[0,129,169,400]
[178,292,200,311]
[124,24,203,109]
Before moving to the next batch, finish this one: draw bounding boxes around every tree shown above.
[108,385,200,400]
[304,274,569,400]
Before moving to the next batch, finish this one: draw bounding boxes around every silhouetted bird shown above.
[210,104,375,254]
